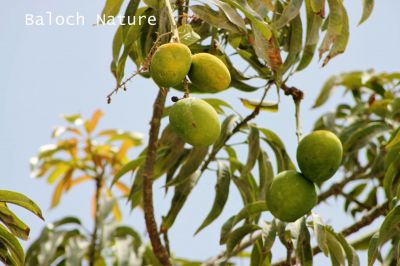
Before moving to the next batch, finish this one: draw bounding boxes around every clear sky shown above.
[1,0,400,264]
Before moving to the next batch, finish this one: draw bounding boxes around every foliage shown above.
[0,190,43,265]
[25,0,400,265]
[27,111,148,265]
[109,0,374,94]
[30,110,142,217]
[314,70,400,265]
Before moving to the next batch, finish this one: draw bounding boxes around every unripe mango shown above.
[169,98,221,146]
[150,43,192,87]
[188,53,231,93]
[297,130,343,184]
[267,170,317,222]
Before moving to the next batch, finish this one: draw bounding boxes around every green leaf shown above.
[326,231,346,266]
[261,219,277,252]
[0,242,19,265]
[240,125,261,180]
[222,0,272,40]
[258,151,274,200]
[259,128,295,172]
[111,26,123,79]
[178,24,201,46]
[220,201,268,244]
[191,5,241,32]
[283,14,303,73]
[167,147,208,186]
[367,232,380,266]
[0,224,24,266]
[273,0,303,29]
[313,75,340,108]
[212,114,240,152]
[291,218,313,266]
[297,0,323,71]
[250,238,270,266]
[0,190,43,220]
[386,129,400,149]
[342,121,389,152]
[226,224,260,254]
[240,98,279,112]
[379,205,400,245]
[232,175,256,204]
[0,203,30,240]
[203,98,234,114]
[208,0,247,31]
[161,171,201,232]
[220,216,236,245]
[219,201,268,244]
[383,153,400,198]
[112,156,145,185]
[322,6,349,66]
[319,0,344,64]
[99,0,124,23]
[313,213,329,256]
[235,201,268,224]
[113,6,148,83]
[350,231,376,250]
[359,0,374,25]
[195,161,231,234]
[332,230,360,266]
[51,216,82,227]
[310,0,325,13]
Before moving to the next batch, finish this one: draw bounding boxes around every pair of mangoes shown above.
[150,43,231,93]
[267,131,343,222]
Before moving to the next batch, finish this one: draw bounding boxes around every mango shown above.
[267,170,317,222]
[188,53,231,93]
[150,43,192,87]
[169,98,221,146]
[297,130,343,184]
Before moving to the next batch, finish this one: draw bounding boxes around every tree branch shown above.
[88,170,104,266]
[317,171,382,203]
[280,83,304,102]
[142,87,171,266]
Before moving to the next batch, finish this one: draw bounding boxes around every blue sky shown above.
[1,0,400,264]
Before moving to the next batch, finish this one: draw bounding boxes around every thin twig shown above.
[280,83,304,142]
[294,100,302,142]
[106,31,172,103]
[165,0,180,42]
[106,67,145,104]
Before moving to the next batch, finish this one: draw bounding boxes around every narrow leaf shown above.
[367,232,380,266]
[379,205,400,245]
[273,0,304,29]
[0,224,24,266]
[226,224,260,254]
[195,161,231,234]
[359,0,374,25]
[161,171,201,232]
[0,190,43,220]
[240,98,279,112]
[112,156,145,185]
